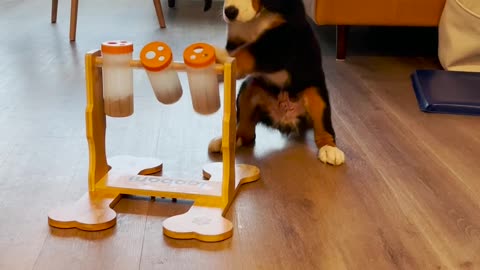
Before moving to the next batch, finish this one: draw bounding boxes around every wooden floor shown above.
[1,0,479,269]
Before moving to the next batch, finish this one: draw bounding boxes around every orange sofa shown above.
[304,0,447,59]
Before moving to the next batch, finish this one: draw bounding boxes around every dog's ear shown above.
[204,0,212,11]
[262,0,288,11]
[262,0,302,15]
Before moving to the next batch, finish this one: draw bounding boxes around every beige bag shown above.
[438,0,480,72]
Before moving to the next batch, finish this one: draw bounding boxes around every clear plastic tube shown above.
[140,41,182,105]
[101,40,134,117]
[183,43,220,115]
[186,64,219,115]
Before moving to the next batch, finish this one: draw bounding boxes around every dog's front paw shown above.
[318,145,345,166]
[213,46,230,64]
[208,136,223,153]
[208,136,245,153]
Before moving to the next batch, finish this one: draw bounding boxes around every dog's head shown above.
[222,0,261,22]
[221,0,298,23]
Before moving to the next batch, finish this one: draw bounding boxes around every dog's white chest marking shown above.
[259,70,290,88]
[228,11,283,44]
[259,91,305,126]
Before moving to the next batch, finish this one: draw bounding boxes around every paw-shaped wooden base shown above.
[47,156,260,242]
[162,162,259,242]
[163,206,232,242]
[48,156,164,231]
[48,191,122,231]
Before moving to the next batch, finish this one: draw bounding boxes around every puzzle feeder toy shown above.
[47,40,261,242]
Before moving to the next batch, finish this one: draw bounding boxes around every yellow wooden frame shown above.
[47,47,260,242]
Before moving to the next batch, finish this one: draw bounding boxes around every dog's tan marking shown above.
[302,87,335,148]
[236,82,264,145]
[252,0,261,12]
[231,48,256,78]
[302,87,345,165]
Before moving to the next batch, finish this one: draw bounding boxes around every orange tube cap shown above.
[183,43,215,68]
[140,41,173,72]
[101,40,133,54]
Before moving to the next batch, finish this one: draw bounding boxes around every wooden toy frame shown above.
[47,48,261,242]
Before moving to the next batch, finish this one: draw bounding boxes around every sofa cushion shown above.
[305,0,446,26]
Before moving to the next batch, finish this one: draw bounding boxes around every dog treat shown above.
[183,43,220,115]
[140,41,183,105]
[101,40,134,117]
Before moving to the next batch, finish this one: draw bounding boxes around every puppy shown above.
[208,0,345,166]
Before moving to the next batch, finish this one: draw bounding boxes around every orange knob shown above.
[183,43,215,68]
[140,41,173,72]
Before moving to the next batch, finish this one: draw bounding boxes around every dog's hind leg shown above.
[208,78,263,153]
[302,87,345,165]
[235,79,263,147]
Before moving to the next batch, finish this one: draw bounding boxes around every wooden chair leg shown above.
[69,0,79,41]
[336,25,349,60]
[153,0,166,28]
[51,0,58,23]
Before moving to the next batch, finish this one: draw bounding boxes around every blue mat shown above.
[410,69,480,116]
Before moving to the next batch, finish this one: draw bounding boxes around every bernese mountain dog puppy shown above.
[207,0,345,166]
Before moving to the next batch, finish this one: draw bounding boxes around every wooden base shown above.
[48,191,121,231]
[163,162,260,242]
[48,156,260,242]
